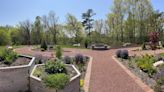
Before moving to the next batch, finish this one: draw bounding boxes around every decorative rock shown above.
[123,43,131,47]
[7,46,13,50]
[159,41,163,48]
[153,60,164,67]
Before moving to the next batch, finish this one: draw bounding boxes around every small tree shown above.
[82,9,96,42]
[84,38,89,48]
[56,46,62,59]
[149,31,159,50]
[40,39,47,51]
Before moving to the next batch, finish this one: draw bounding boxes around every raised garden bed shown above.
[0,55,31,67]
[0,54,35,92]
[30,64,81,92]
[63,54,91,92]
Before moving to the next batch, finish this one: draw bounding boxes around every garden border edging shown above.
[84,56,93,92]
[0,55,35,70]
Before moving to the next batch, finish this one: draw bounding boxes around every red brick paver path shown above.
[15,47,157,92]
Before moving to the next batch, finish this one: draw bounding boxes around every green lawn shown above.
[159,53,164,57]
[60,45,86,49]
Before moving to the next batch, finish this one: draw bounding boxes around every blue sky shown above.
[0,0,163,26]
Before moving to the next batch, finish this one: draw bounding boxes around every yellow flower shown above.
[80,79,84,87]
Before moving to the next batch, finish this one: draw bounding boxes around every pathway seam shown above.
[112,56,154,92]
[84,56,93,92]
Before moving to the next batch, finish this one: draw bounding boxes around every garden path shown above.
[15,46,159,92]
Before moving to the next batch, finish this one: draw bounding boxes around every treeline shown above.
[0,0,164,46]
[0,12,85,46]
[106,0,164,45]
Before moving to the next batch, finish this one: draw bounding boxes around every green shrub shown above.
[43,73,69,90]
[45,60,67,74]
[0,49,5,61]
[141,43,146,50]
[84,38,89,48]
[136,54,156,76]
[0,49,18,65]
[56,46,62,59]
[41,39,47,51]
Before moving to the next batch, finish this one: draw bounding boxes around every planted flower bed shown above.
[63,54,90,91]
[0,48,35,92]
[31,46,90,92]
[30,59,81,92]
[115,49,164,92]
[0,49,31,67]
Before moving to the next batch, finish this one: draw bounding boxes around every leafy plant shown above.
[141,43,146,50]
[0,49,18,65]
[56,46,62,59]
[45,60,67,74]
[33,66,43,78]
[43,73,69,90]
[136,55,156,76]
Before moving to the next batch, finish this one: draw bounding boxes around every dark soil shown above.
[33,65,77,79]
[0,57,31,67]
[32,47,54,52]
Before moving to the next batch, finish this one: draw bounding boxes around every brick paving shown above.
[14,47,159,92]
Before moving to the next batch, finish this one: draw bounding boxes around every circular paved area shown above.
[15,46,163,92]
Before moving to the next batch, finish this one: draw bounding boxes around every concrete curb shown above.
[84,56,93,92]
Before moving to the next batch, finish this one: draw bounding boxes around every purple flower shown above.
[155,67,164,80]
